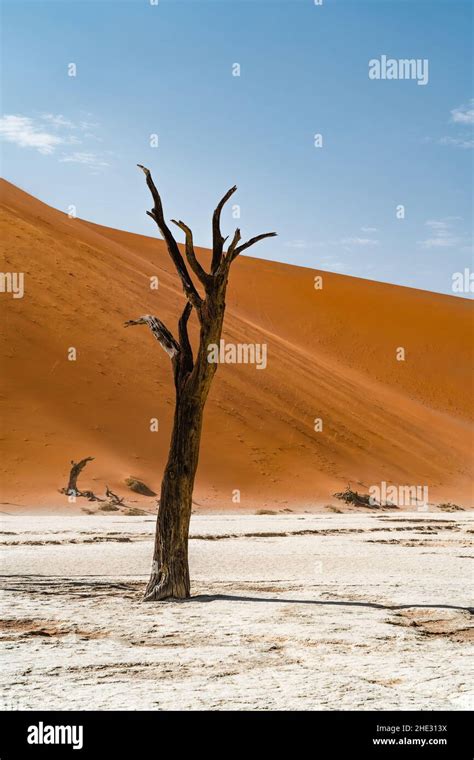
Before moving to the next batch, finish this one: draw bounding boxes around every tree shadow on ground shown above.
[188,594,473,614]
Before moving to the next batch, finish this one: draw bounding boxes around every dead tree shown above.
[60,457,104,502]
[105,486,125,507]
[126,165,276,600]
[62,457,94,497]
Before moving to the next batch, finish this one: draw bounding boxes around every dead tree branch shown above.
[124,315,180,358]
[228,231,277,263]
[63,457,94,496]
[171,219,211,288]
[211,185,237,273]
[137,165,202,310]
[105,486,125,506]
[60,457,104,502]
[178,301,194,375]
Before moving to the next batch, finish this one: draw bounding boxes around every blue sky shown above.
[1,0,473,295]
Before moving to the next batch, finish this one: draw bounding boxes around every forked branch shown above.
[226,228,242,259]
[231,231,277,261]
[105,486,125,506]
[171,219,211,288]
[211,185,237,273]
[137,165,202,309]
[218,229,277,273]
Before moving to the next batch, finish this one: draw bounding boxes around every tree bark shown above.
[63,457,94,496]
[144,305,223,601]
[128,166,276,601]
[143,397,203,600]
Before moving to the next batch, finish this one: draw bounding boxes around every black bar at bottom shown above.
[0,710,471,757]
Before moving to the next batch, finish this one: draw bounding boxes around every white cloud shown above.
[340,237,379,246]
[0,114,64,154]
[284,239,310,249]
[419,219,462,249]
[450,99,474,125]
[438,135,474,149]
[425,220,447,230]
[314,234,379,253]
[1,112,108,170]
[42,113,99,135]
[42,113,75,129]
[320,255,346,271]
[79,120,99,132]
[426,100,474,149]
[434,100,474,149]
[59,151,109,167]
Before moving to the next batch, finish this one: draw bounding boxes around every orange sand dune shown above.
[0,179,472,511]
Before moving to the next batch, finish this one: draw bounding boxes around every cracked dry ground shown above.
[1,513,472,710]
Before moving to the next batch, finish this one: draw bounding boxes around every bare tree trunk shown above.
[62,457,94,496]
[144,312,222,600]
[144,398,203,600]
[127,166,276,600]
